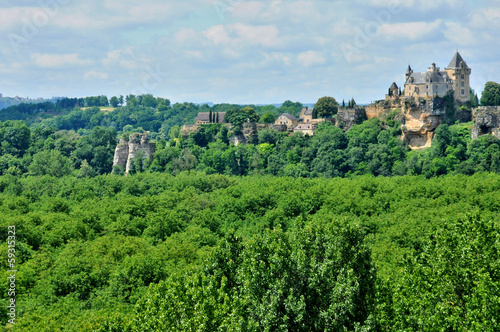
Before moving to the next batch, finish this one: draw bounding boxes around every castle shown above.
[399,51,471,102]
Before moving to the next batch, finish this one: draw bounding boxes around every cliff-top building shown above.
[404,51,471,102]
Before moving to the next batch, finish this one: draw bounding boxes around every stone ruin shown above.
[472,106,500,140]
[113,133,155,174]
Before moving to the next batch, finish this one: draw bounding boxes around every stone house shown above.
[196,112,226,124]
[299,107,315,123]
[298,107,327,126]
[275,113,298,130]
[294,123,316,136]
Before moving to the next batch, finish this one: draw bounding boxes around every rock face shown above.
[229,123,259,146]
[112,133,156,173]
[365,97,454,149]
[113,139,129,170]
[472,106,500,139]
[229,133,247,146]
[402,109,442,149]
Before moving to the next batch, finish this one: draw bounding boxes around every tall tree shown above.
[315,96,338,118]
[110,96,119,108]
[480,81,500,106]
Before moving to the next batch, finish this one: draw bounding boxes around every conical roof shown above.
[406,65,412,74]
[447,51,468,69]
[390,82,398,90]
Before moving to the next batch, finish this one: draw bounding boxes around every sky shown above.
[1,0,500,105]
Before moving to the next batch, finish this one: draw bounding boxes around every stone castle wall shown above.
[337,107,366,131]
[472,106,500,140]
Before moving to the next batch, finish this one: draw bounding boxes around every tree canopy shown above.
[480,81,500,106]
[314,96,339,118]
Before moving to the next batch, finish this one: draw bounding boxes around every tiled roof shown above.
[304,108,314,116]
[407,71,451,85]
[280,113,297,121]
[196,112,226,122]
[447,51,468,69]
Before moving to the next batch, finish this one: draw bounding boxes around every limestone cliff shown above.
[113,139,129,170]
[402,109,441,149]
[366,97,455,149]
[472,106,500,139]
[112,133,156,174]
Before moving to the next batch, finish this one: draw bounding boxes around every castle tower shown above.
[445,51,471,102]
[405,65,413,81]
[386,82,399,100]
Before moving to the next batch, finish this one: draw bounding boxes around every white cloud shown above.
[84,70,109,80]
[31,53,92,68]
[297,51,326,67]
[379,20,442,40]
[203,25,231,45]
[230,23,280,48]
[443,23,477,46]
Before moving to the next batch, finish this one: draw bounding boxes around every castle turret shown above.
[445,51,471,102]
[405,65,413,82]
[389,82,399,96]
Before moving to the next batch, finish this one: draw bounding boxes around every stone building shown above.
[294,123,316,136]
[196,112,226,124]
[113,133,155,174]
[385,82,399,100]
[404,51,471,102]
[298,107,328,126]
[275,113,298,130]
[299,107,315,123]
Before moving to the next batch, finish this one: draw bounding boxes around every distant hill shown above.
[0,95,62,110]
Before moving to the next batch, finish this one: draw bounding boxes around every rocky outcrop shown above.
[242,122,258,144]
[112,133,156,173]
[113,139,129,170]
[472,106,500,139]
[365,97,456,149]
[402,110,442,149]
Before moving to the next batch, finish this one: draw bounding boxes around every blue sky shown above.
[1,0,499,104]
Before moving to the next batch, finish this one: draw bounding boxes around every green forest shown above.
[0,92,499,331]
[1,174,499,331]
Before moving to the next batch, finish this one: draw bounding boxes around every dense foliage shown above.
[314,96,339,118]
[159,119,499,179]
[480,81,500,106]
[0,173,498,330]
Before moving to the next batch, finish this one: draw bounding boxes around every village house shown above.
[298,107,328,125]
[275,113,298,130]
[294,123,316,136]
[195,112,226,125]
[299,107,315,123]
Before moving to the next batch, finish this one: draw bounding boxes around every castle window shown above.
[461,74,465,79]
[461,89,465,95]
[461,81,465,87]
